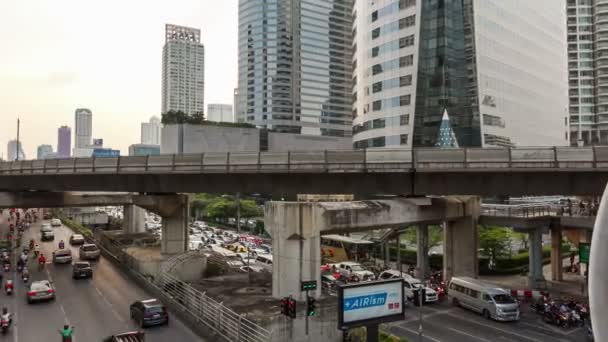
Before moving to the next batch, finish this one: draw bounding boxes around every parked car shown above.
[40,226,55,241]
[27,280,55,303]
[79,244,100,260]
[448,277,520,321]
[255,254,273,271]
[403,278,438,303]
[130,299,169,327]
[69,234,86,245]
[239,265,264,273]
[72,261,93,279]
[50,218,62,227]
[52,249,72,264]
[335,262,375,281]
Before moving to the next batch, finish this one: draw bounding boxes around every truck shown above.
[102,331,145,342]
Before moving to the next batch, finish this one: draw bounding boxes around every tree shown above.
[161,110,189,125]
[478,226,512,261]
[402,225,443,249]
[239,199,263,218]
[188,111,206,124]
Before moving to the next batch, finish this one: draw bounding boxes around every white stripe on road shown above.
[390,324,443,342]
[93,285,125,323]
[518,322,575,341]
[447,327,492,342]
[446,313,544,342]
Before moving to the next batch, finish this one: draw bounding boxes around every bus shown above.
[320,234,374,263]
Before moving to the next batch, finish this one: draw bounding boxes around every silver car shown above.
[79,244,100,260]
[27,280,55,303]
[52,249,72,264]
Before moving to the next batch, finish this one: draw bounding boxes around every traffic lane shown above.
[388,301,586,342]
[49,222,202,341]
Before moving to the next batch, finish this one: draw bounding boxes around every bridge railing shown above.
[2,146,608,174]
[481,203,564,217]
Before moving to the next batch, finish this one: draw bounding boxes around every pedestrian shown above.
[570,251,576,271]
[567,199,573,216]
[579,201,585,216]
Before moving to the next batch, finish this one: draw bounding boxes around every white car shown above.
[377,270,439,303]
[334,262,376,281]
[50,218,62,227]
[238,253,256,265]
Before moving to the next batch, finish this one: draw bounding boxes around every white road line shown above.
[446,313,544,342]
[447,327,492,342]
[93,285,125,323]
[518,322,576,340]
[390,324,443,342]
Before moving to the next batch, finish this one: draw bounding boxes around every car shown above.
[52,249,72,264]
[238,253,256,265]
[51,218,62,227]
[130,299,169,327]
[72,261,93,279]
[43,212,52,220]
[40,226,55,241]
[102,331,145,342]
[40,223,52,231]
[27,280,55,303]
[403,278,439,303]
[69,234,85,245]
[239,265,264,273]
[79,244,101,260]
[334,262,375,281]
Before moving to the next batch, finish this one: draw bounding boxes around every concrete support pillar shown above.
[161,201,189,255]
[551,228,563,281]
[265,202,321,300]
[123,204,145,234]
[528,228,545,288]
[384,241,390,266]
[443,217,478,283]
[416,225,429,279]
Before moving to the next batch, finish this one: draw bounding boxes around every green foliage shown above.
[402,225,443,249]
[478,226,512,260]
[199,120,256,128]
[196,193,263,222]
[161,110,206,125]
[346,327,409,342]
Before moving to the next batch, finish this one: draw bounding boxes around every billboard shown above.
[338,278,404,329]
[92,148,119,158]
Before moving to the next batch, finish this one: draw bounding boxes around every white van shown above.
[448,277,520,321]
[256,254,273,271]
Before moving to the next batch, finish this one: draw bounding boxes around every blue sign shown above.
[92,148,120,157]
[344,293,387,311]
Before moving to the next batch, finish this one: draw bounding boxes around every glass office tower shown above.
[237,0,354,137]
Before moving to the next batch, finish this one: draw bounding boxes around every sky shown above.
[0,0,238,158]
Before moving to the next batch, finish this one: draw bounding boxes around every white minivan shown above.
[448,277,520,321]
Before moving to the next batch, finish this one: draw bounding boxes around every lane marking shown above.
[447,327,492,342]
[446,313,544,342]
[518,321,579,339]
[390,324,442,342]
[93,284,125,323]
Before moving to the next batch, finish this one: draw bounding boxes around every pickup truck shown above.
[102,331,145,342]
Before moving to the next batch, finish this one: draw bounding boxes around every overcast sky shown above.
[0,0,238,158]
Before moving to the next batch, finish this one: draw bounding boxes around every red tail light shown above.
[47,289,54,294]
[27,291,35,296]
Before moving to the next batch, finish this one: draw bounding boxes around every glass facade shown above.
[237,0,353,137]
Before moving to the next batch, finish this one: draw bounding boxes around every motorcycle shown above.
[3,263,9,273]
[22,272,29,284]
[58,241,65,250]
[1,317,11,334]
[5,281,13,296]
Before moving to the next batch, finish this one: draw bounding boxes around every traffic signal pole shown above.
[305,290,309,335]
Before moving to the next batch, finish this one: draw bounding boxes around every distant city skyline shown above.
[0,0,237,158]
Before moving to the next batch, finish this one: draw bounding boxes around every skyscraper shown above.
[74,108,92,148]
[141,116,162,145]
[37,144,53,159]
[567,0,606,146]
[162,24,205,116]
[237,0,354,137]
[57,125,71,158]
[352,0,568,149]
[233,88,243,123]
[7,140,25,161]
[207,104,233,123]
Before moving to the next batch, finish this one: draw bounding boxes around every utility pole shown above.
[16,118,20,161]
[236,192,241,234]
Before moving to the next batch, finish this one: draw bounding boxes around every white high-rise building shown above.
[352,0,568,148]
[162,24,205,116]
[7,140,25,161]
[207,104,233,123]
[141,116,162,145]
[74,108,92,148]
[567,0,608,146]
[37,144,53,160]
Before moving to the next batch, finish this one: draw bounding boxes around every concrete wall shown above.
[267,132,352,151]
[183,125,260,153]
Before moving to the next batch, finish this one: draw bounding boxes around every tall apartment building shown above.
[141,116,162,145]
[7,140,25,161]
[57,125,71,158]
[237,0,354,137]
[162,24,205,116]
[567,0,608,146]
[353,0,568,149]
[207,104,233,123]
[74,108,92,148]
[36,144,53,160]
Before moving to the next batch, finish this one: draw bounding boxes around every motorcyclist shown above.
[34,244,40,257]
[21,267,29,282]
[38,254,46,271]
[20,252,27,265]
[1,307,11,327]
[29,239,35,250]
[4,280,13,295]
[58,240,65,249]
[59,325,73,342]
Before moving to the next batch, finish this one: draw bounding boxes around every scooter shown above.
[1,316,11,334]
[3,263,10,273]
[5,281,13,296]
[22,272,29,284]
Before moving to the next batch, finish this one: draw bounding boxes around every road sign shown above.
[579,243,590,264]
[301,280,317,291]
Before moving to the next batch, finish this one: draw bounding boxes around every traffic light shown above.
[306,296,316,317]
[288,298,297,319]
[280,297,289,316]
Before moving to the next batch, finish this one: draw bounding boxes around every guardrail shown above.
[481,203,564,218]
[2,146,608,175]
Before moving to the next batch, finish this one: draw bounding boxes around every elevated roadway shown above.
[1,147,608,195]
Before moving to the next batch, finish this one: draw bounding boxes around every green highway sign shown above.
[579,243,590,264]
[301,280,318,291]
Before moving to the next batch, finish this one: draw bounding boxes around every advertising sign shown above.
[338,278,404,329]
[92,148,120,158]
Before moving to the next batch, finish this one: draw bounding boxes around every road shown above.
[0,210,202,341]
[386,300,587,342]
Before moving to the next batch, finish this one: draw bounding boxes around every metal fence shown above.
[3,146,608,175]
[104,240,272,342]
[481,203,562,217]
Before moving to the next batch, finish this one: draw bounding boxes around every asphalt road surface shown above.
[0,210,202,342]
[386,299,588,342]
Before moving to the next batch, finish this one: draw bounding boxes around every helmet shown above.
[64,324,69,330]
